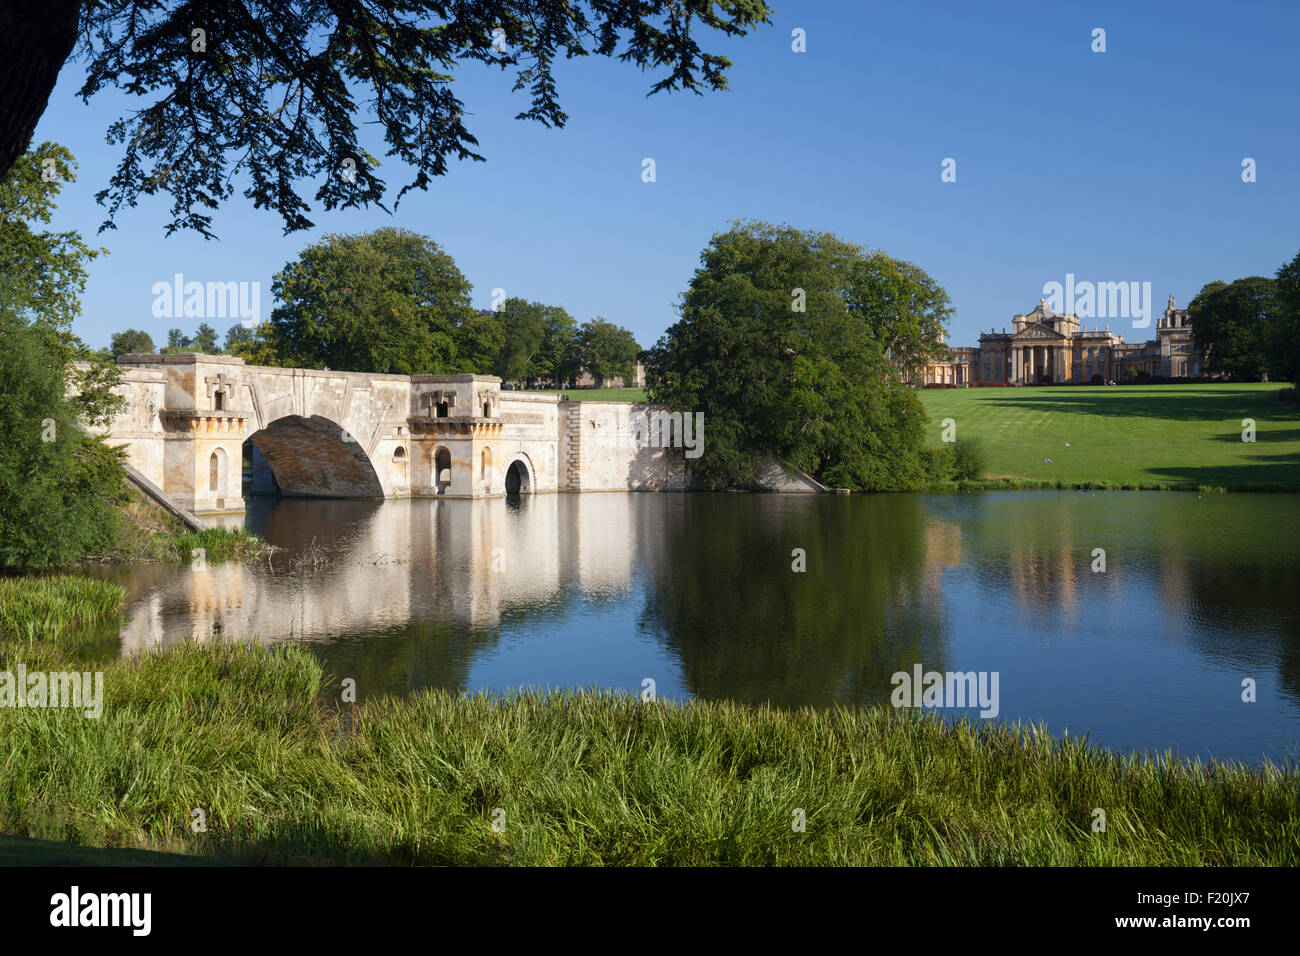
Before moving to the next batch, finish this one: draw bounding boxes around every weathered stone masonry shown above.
[93,354,701,514]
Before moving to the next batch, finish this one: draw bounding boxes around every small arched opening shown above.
[209,448,225,493]
[436,401,449,418]
[209,447,228,508]
[482,401,491,418]
[505,457,532,496]
[393,445,408,488]
[434,446,452,494]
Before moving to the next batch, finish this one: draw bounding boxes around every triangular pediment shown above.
[1013,322,1067,341]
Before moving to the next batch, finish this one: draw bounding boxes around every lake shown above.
[93,491,1300,766]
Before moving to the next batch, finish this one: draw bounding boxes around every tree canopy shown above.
[645,221,950,491]
[1189,276,1281,381]
[1272,250,1300,386]
[576,318,642,386]
[1,1,773,239]
[0,142,104,331]
[109,328,155,357]
[268,227,473,374]
[0,145,127,569]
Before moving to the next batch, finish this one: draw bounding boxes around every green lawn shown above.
[526,387,648,403]
[918,383,1300,491]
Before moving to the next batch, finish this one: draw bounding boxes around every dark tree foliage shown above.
[645,221,946,491]
[269,227,473,373]
[1274,250,1300,385]
[1189,277,1280,381]
[490,298,582,387]
[0,142,126,568]
[0,1,772,238]
[109,328,155,357]
[575,317,641,386]
[0,143,104,331]
[0,289,128,569]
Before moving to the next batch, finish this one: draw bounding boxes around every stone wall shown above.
[91,355,821,513]
[558,402,691,491]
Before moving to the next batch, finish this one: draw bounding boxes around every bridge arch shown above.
[504,453,534,495]
[246,414,384,498]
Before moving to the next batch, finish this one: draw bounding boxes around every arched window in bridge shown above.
[209,448,226,494]
[434,447,452,493]
[393,445,408,486]
[436,402,449,418]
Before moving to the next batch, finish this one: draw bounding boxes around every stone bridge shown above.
[95,354,568,514]
[94,354,820,515]
[98,353,818,515]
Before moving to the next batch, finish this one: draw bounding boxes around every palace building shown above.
[916,296,1202,386]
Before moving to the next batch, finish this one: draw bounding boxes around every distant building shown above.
[913,296,1203,385]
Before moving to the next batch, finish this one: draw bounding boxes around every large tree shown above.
[540,306,580,386]
[109,328,155,357]
[576,318,641,386]
[1189,277,1280,381]
[224,321,283,367]
[491,298,578,386]
[1274,250,1300,386]
[0,299,128,568]
[269,227,473,373]
[0,146,126,569]
[492,298,548,385]
[0,142,104,332]
[0,1,772,238]
[847,251,953,384]
[454,310,508,376]
[644,221,944,491]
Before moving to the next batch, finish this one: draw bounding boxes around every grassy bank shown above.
[0,604,1295,865]
[919,383,1300,491]
[530,387,648,403]
[528,383,1298,491]
[0,576,126,643]
[84,485,269,564]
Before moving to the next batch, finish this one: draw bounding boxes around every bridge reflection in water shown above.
[88,491,1300,764]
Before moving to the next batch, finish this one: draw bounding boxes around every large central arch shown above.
[247,414,384,498]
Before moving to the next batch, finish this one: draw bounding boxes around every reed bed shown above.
[0,637,1295,866]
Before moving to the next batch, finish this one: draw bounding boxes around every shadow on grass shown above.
[980,386,1297,423]
[1150,457,1300,490]
[0,835,223,867]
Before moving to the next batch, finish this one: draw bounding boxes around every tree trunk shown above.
[0,1,82,182]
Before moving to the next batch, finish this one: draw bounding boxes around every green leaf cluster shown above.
[645,221,951,491]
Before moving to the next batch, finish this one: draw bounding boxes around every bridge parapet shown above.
[96,357,703,513]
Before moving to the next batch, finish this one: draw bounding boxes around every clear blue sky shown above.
[30,0,1300,353]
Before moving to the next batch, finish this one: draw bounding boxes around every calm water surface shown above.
[93,491,1300,765]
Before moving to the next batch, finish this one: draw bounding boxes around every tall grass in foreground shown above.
[0,641,1295,866]
[0,576,125,642]
[82,487,270,564]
